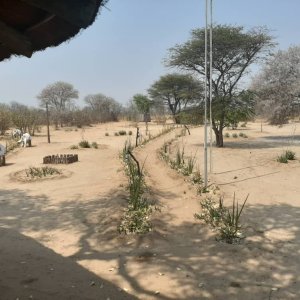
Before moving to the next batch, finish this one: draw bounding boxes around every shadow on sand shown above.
[0,188,299,299]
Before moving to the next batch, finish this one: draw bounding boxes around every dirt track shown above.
[0,122,300,299]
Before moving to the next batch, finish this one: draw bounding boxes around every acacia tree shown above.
[167,25,274,146]
[37,81,78,128]
[252,46,300,125]
[148,73,202,124]
[132,94,152,122]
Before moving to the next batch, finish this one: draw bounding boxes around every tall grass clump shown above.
[175,146,185,168]
[195,194,249,244]
[277,154,288,163]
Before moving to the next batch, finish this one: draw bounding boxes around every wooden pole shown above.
[46,102,51,143]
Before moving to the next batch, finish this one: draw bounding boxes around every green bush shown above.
[277,154,288,163]
[232,133,238,138]
[79,140,90,148]
[224,132,230,138]
[285,150,296,160]
[70,145,79,149]
[91,142,98,149]
[119,130,127,136]
[114,132,119,136]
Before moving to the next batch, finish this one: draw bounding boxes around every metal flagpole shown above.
[209,0,213,173]
[203,0,208,188]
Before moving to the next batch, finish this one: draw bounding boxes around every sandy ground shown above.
[0,121,299,299]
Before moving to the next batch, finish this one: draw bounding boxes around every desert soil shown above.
[0,121,300,300]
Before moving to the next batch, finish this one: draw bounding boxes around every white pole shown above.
[204,0,208,188]
[209,0,213,173]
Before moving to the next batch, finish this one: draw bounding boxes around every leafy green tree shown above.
[132,94,152,122]
[148,73,202,124]
[167,25,274,146]
[37,81,78,128]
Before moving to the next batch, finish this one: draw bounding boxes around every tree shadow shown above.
[1,188,300,299]
[0,227,137,300]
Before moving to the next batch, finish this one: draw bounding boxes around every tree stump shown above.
[0,155,5,166]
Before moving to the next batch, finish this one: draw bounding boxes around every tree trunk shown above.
[213,127,224,147]
[174,114,181,124]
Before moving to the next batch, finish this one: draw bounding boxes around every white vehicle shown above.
[18,133,32,147]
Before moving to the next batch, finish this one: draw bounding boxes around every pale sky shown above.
[0,0,299,107]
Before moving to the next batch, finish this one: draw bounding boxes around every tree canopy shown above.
[132,94,153,122]
[252,45,300,124]
[167,24,274,146]
[148,73,202,124]
[84,93,122,123]
[37,81,78,127]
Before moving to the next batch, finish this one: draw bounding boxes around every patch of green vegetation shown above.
[25,166,61,179]
[91,142,98,149]
[195,194,248,244]
[79,140,90,148]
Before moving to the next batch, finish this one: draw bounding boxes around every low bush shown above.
[70,145,78,149]
[25,166,61,179]
[128,131,133,136]
[224,132,230,138]
[91,142,98,149]
[79,140,90,148]
[285,150,296,160]
[277,154,288,163]
[195,194,248,244]
[232,133,238,138]
[105,132,109,136]
[119,130,127,136]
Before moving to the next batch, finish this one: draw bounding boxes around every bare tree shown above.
[10,102,44,135]
[0,104,11,135]
[84,93,122,123]
[252,46,300,124]
[37,81,78,128]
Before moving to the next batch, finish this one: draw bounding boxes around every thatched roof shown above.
[0,0,108,62]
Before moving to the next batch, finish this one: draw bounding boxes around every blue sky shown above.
[0,0,299,107]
